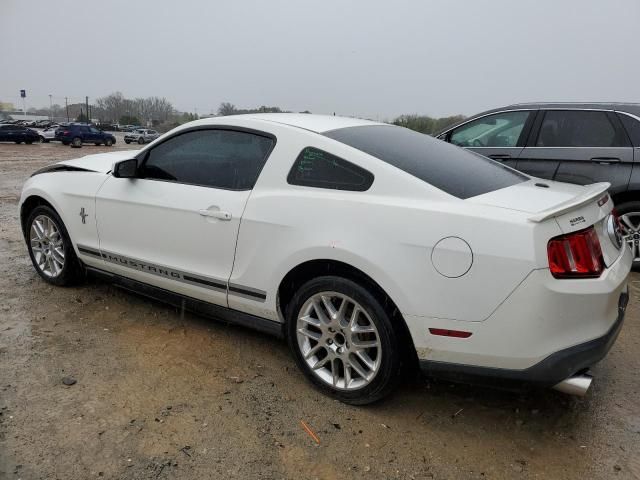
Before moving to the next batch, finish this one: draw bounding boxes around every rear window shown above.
[324,125,527,199]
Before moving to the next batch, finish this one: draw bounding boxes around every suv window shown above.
[450,111,531,148]
[325,125,527,199]
[287,147,374,191]
[536,110,627,147]
[140,129,275,190]
[617,113,640,147]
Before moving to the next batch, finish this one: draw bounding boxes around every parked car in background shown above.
[55,123,116,148]
[0,124,40,144]
[124,128,160,144]
[437,103,640,266]
[38,125,59,143]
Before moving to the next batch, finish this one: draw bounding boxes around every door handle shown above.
[590,157,620,164]
[488,154,511,161]
[198,209,232,221]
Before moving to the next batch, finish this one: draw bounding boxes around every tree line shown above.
[4,94,465,135]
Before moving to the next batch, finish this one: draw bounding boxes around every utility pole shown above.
[85,96,89,124]
[48,94,53,121]
[65,97,69,122]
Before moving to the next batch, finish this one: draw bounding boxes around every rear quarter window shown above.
[324,125,527,199]
[287,147,374,191]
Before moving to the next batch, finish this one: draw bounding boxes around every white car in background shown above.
[18,114,631,404]
[124,128,160,145]
[38,125,59,143]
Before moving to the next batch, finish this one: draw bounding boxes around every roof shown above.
[196,113,385,134]
[505,102,640,116]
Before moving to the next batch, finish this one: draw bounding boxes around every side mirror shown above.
[112,159,138,178]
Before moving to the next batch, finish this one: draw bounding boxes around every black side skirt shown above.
[85,266,284,338]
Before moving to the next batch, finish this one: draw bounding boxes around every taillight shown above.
[63,130,70,135]
[547,226,604,279]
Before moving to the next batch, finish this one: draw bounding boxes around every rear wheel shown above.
[286,276,402,405]
[26,205,83,286]
[71,137,82,148]
[615,201,640,269]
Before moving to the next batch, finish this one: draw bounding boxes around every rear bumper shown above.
[419,288,628,389]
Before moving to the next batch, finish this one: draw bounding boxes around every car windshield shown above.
[324,125,528,199]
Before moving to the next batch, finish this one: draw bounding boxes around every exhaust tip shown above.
[552,374,593,396]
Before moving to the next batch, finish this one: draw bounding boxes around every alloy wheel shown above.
[618,212,640,261]
[30,215,65,277]
[296,291,382,390]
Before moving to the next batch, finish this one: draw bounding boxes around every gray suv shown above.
[437,103,640,265]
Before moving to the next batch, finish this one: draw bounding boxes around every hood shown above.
[467,179,592,214]
[57,150,140,173]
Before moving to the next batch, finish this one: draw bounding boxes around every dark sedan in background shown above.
[0,124,40,144]
[437,102,640,266]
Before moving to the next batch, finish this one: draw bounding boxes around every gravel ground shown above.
[1,138,639,479]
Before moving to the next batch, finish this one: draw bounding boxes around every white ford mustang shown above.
[19,114,631,404]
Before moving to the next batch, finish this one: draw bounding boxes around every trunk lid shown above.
[468,179,623,267]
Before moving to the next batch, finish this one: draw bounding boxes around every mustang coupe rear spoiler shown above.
[528,182,611,223]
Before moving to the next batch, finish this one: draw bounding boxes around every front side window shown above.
[287,147,374,191]
[536,110,627,147]
[139,128,275,190]
[450,111,531,148]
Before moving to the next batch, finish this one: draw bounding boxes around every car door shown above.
[0,125,11,141]
[517,110,633,192]
[441,110,535,169]
[94,127,276,306]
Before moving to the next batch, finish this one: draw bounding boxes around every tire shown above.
[286,276,402,405]
[71,137,82,148]
[125,140,131,144]
[138,137,145,145]
[614,201,640,269]
[25,205,83,286]
[105,138,113,147]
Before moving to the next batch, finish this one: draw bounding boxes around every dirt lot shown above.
[1,138,639,480]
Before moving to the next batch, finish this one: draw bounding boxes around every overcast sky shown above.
[1,0,638,119]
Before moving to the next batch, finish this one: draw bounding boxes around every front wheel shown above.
[124,139,131,144]
[138,137,145,145]
[615,201,640,269]
[286,276,402,405]
[105,138,113,147]
[26,205,83,286]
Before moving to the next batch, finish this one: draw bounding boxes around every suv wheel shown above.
[286,276,402,405]
[71,137,82,148]
[105,138,113,147]
[26,205,83,286]
[615,201,640,268]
